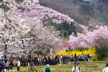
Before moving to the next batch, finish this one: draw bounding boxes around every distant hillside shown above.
[20,4,81,37]
[40,0,108,25]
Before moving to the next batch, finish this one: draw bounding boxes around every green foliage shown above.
[3,5,10,12]
[27,34,35,38]
[0,0,2,2]
[100,15,106,21]
[71,0,83,4]
[100,0,108,3]
[43,19,55,26]
[76,48,89,51]
[66,47,72,52]
[106,10,108,14]
[34,51,43,55]
[40,2,47,6]
[66,47,89,52]
[96,5,104,13]
[0,2,10,12]
[96,46,108,60]
[64,37,69,41]
[56,21,77,37]
[15,0,24,3]
[80,2,94,16]
[44,19,77,38]
[71,0,78,3]
[39,0,47,6]
[98,14,106,21]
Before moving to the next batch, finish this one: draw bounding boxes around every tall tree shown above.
[0,0,63,56]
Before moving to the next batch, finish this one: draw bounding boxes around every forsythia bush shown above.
[55,47,97,60]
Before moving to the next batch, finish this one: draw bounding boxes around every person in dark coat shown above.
[9,61,14,70]
[0,60,5,72]
[33,57,38,66]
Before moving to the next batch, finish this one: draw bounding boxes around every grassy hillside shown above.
[10,61,107,72]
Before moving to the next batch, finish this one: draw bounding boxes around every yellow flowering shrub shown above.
[55,47,97,60]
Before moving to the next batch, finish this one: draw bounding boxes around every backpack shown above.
[72,66,80,72]
[78,66,80,70]
[0,66,3,70]
[45,68,50,72]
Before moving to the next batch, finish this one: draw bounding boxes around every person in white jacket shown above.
[102,62,108,72]
[72,61,81,72]
[17,60,21,71]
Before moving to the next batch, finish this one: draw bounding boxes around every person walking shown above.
[72,61,80,72]
[5,61,10,72]
[0,60,5,72]
[16,60,21,71]
[43,64,52,72]
[9,61,14,70]
[102,62,108,72]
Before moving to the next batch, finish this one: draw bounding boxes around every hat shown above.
[46,64,50,67]
[76,61,80,64]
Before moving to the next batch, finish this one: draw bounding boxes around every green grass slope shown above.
[10,61,107,72]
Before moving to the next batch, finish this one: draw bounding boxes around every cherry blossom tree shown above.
[67,25,108,49]
[23,17,62,55]
[0,0,34,57]
[21,3,74,24]
[0,0,63,57]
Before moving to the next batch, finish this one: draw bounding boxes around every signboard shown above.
[0,52,3,59]
[50,48,52,56]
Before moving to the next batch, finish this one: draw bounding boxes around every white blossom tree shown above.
[23,17,62,55]
[0,0,35,57]
[0,0,63,57]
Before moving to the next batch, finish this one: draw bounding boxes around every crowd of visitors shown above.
[0,53,93,72]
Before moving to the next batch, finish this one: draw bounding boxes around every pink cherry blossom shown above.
[67,25,108,49]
